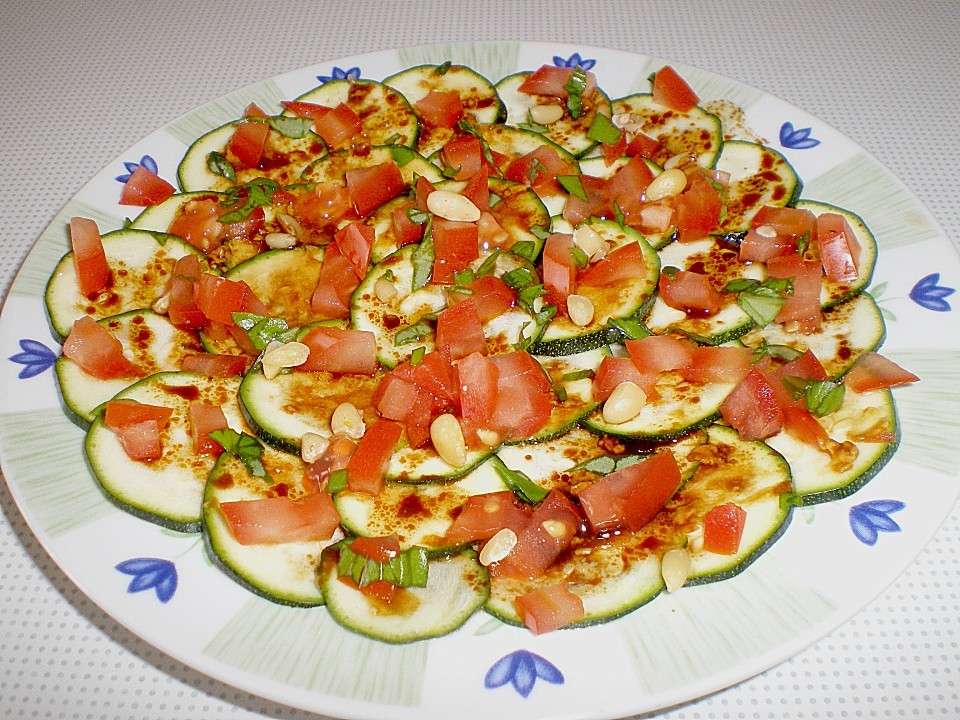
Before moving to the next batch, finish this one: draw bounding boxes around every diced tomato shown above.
[345,419,402,495]
[489,351,553,440]
[636,204,674,233]
[351,534,401,563]
[461,166,489,211]
[436,299,486,360]
[495,490,581,578]
[357,579,400,604]
[680,346,754,385]
[118,166,175,207]
[561,175,609,226]
[196,274,259,326]
[518,65,597,99]
[334,221,374,279]
[415,176,436,211]
[345,161,405,218]
[578,242,646,287]
[376,375,419,420]
[477,211,511,250]
[457,352,499,443]
[104,400,172,430]
[304,434,357,492]
[658,269,723,315]
[412,351,460,409]
[542,233,577,303]
[188,401,228,456]
[578,451,681,532]
[670,172,721,242]
[463,275,514,321]
[220,205,265,245]
[739,228,798,263]
[844,352,919,392]
[625,132,662,160]
[606,157,655,215]
[516,584,585,635]
[441,135,483,180]
[626,335,695,376]
[592,356,651,402]
[602,132,627,165]
[767,254,823,332]
[415,90,463,128]
[315,103,363,148]
[703,502,747,554]
[219,492,340,545]
[62,316,139,379]
[181,353,250,377]
[782,405,830,448]
[652,66,699,112]
[404,389,436,448]
[226,118,269,168]
[432,219,479,284]
[69,217,110,297]
[505,145,578,194]
[720,367,785,440]
[300,327,377,374]
[741,206,816,262]
[280,99,331,128]
[114,420,163,462]
[444,491,532,543]
[168,255,206,330]
[168,198,224,253]
[780,349,828,381]
[310,244,360,319]
[244,103,266,119]
[817,212,862,282]
[391,203,425,246]
[293,183,352,229]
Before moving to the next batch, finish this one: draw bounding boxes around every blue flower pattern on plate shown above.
[484,649,564,697]
[317,66,361,84]
[115,154,159,183]
[9,339,57,379]
[849,500,905,546]
[115,558,178,602]
[909,273,955,312]
[779,122,820,150]
[553,52,596,70]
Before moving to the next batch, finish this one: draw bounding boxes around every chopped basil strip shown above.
[587,112,622,144]
[738,291,785,328]
[436,60,452,75]
[569,245,589,268]
[805,380,845,417]
[488,191,502,208]
[493,462,549,504]
[781,375,809,399]
[518,110,548,134]
[410,220,434,290]
[475,249,501,277]
[382,269,397,282]
[394,321,433,347]
[337,541,429,588]
[502,267,536,290]
[530,226,551,241]
[209,429,270,481]
[661,265,681,279]
[410,346,426,366]
[564,67,589,120]
[510,240,538,262]
[561,369,595,382]
[206,151,236,181]
[527,157,546,184]
[406,207,430,225]
[557,174,588,201]
[390,145,418,166]
[579,455,616,475]
[267,114,312,138]
[326,468,348,494]
[454,269,475,287]
[231,312,296,351]
[607,317,651,340]
[219,178,279,223]
[441,164,462,179]
[752,340,802,362]
[383,133,402,146]
[517,284,545,307]
[552,382,568,403]
[456,119,498,171]
[796,231,811,256]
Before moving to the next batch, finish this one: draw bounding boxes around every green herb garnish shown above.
[530,226,551,241]
[436,61,452,75]
[518,110,548,134]
[587,112,622,144]
[219,178,279,223]
[510,240,538,262]
[607,317,651,340]
[561,369,595,382]
[326,468,348,494]
[336,540,429,588]
[406,207,430,225]
[267,114,312,138]
[502,267,536,290]
[410,220,434,290]
[209,429,270,481]
[206,151,236,181]
[723,277,794,328]
[231,312,297,351]
[752,340,802,362]
[394,321,433,347]
[552,382,568,403]
[390,145,418,166]
[493,462,548,504]
[804,380,846,417]
[569,245,589,268]
[410,346,426,366]
[564,67,589,119]
[475,249,501,277]
[527,157,546,185]
[556,174,588,201]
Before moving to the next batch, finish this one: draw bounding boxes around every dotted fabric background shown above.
[1,1,958,718]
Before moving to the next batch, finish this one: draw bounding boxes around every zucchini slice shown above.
[765,388,898,504]
[713,141,801,236]
[320,549,489,643]
[84,372,247,532]
[495,72,613,158]
[45,229,200,339]
[129,190,217,233]
[203,448,337,606]
[383,63,505,158]
[55,309,203,425]
[740,292,885,378]
[300,145,443,186]
[532,220,660,356]
[334,457,507,553]
[289,79,419,149]
[609,94,723,168]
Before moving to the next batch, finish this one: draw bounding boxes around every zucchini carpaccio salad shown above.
[47,62,919,641]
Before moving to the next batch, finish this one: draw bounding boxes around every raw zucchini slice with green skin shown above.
[495,72,613,158]
[740,292,885,378]
[129,190,216,233]
[335,457,507,553]
[300,145,443,186]
[765,388,898,504]
[55,309,203,425]
[320,548,489,644]
[289,79,419,149]
[45,229,200,339]
[609,94,723,168]
[532,220,660,356]
[177,121,324,192]
[350,245,538,368]
[203,447,338,606]
[713,141,802,236]
[524,348,605,443]
[84,371,247,532]
[383,63,505,158]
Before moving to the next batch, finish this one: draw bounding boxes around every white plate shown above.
[2,41,959,720]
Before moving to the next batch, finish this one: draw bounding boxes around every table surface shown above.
[1,1,958,718]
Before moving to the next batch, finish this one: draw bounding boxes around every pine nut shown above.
[374,277,398,302]
[529,103,565,125]
[567,294,595,327]
[476,428,501,447]
[754,224,777,238]
[645,169,687,201]
[661,547,691,592]
[430,413,467,467]
[261,340,310,380]
[265,232,297,250]
[664,153,691,171]
[331,402,365,439]
[611,112,640,129]
[479,528,518,566]
[602,381,647,424]
[426,190,481,222]
[151,292,170,315]
[300,432,329,463]
[541,519,568,539]
[573,224,605,258]
[277,212,305,240]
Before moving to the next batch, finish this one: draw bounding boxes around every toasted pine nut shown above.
[661,547,692,592]
[430,413,467,467]
[611,112,639,129]
[426,190,481,222]
[529,103,565,125]
[645,168,688,201]
[277,212,305,240]
[602,381,647,424]
[261,341,310,380]
[541,519,568,539]
[567,294,595,327]
[374,277,398,302]
[300,432,329,463]
[151,292,170,315]
[265,232,297,250]
[573,224,605,258]
[664,153,692,171]
[479,528,518,566]
[331,402,365,439]
[476,428,501,447]
[755,224,777,238]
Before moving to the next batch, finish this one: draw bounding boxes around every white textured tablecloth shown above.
[1,1,958,717]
